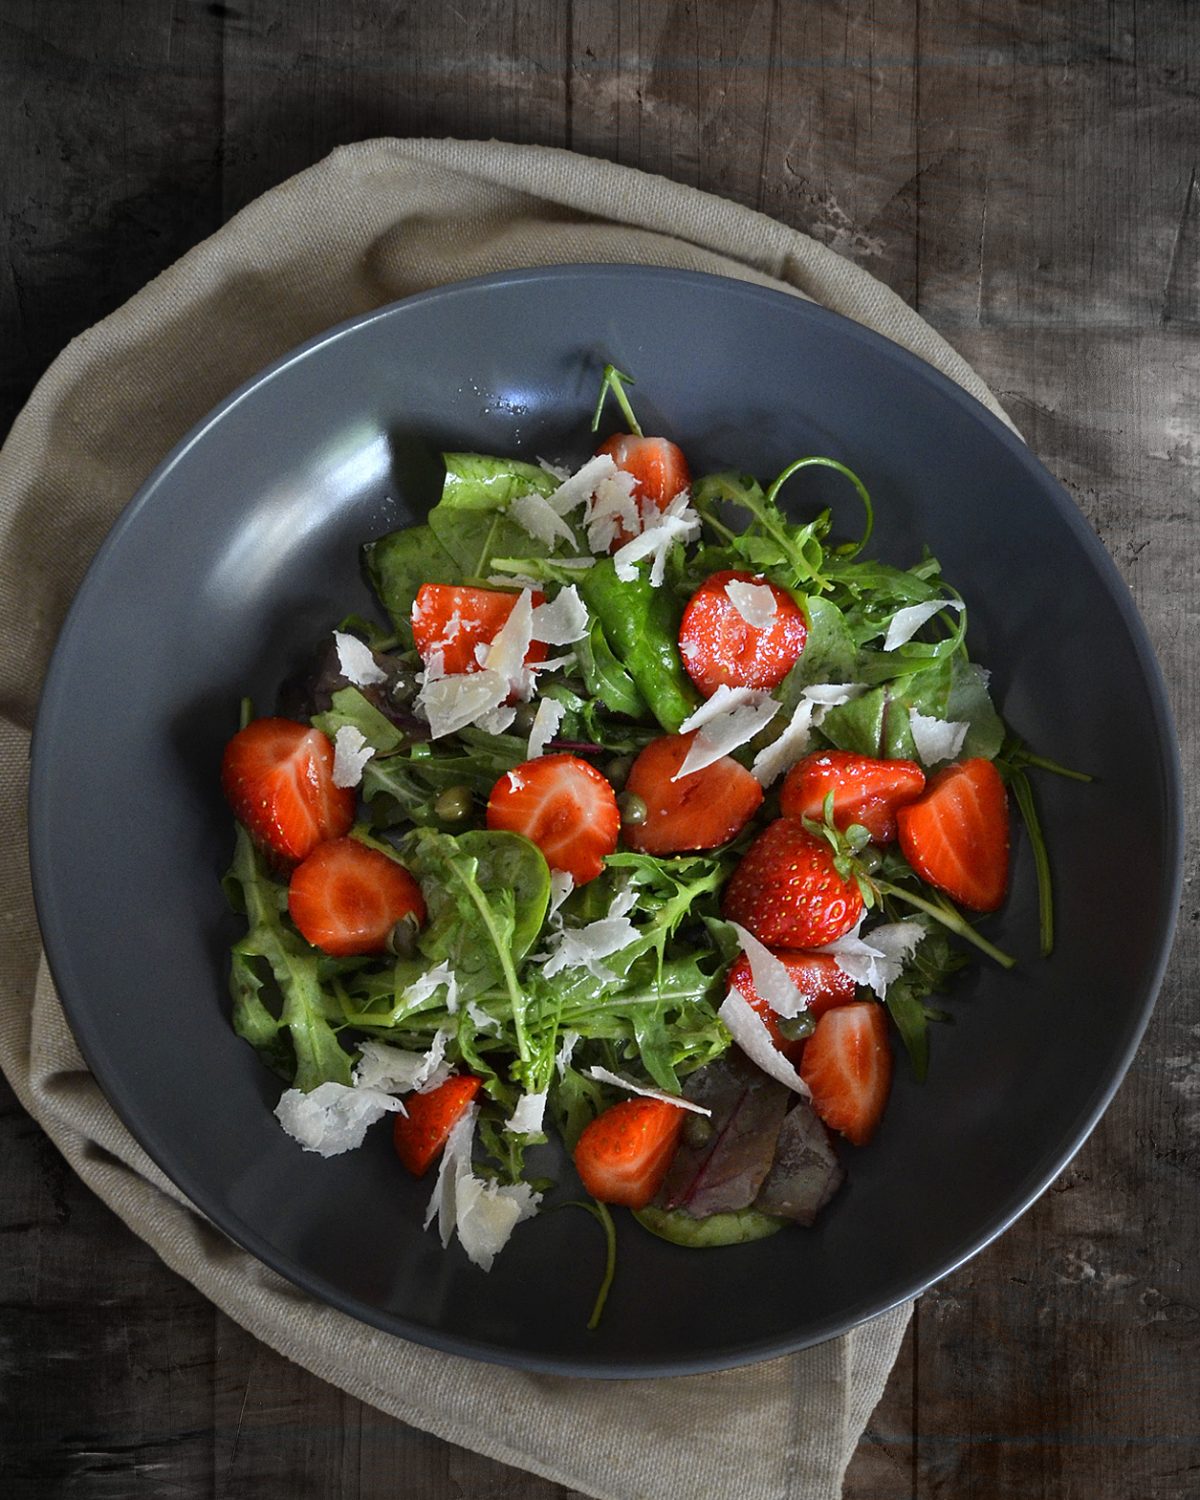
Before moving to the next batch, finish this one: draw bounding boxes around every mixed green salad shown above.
[220,366,1072,1295]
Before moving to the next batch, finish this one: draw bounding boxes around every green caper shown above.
[434,784,473,823]
[511,701,539,737]
[618,791,648,828]
[605,754,635,790]
[386,912,420,959]
[682,1114,714,1150]
[386,664,419,706]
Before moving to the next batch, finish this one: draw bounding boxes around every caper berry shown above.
[511,701,539,737]
[387,664,419,707]
[434,784,473,823]
[618,791,648,827]
[604,754,635,791]
[682,1114,714,1150]
[386,912,420,959]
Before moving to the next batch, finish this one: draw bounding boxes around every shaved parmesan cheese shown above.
[510,491,576,549]
[466,999,500,1035]
[725,579,778,630]
[674,685,780,779]
[555,1029,580,1078]
[415,588,540,738]
[611,490,702,586]
[883,598,962,652]
[504,1090,548,1135]
[585,469,640,551]
[479,588,536,699]
[530,585,589,645]
[333,631,387,687]
[585,1065,712,1116]
[730,922,808,1019]
[354,1041,425,1094]
[750,682,867,787]
[540,883,637,980]
[332,725,374,788]
[417,670,508,739]
[425,1106,540,1271]
[401,960,458,1009]
[275,1082,404,1157]
[527,697,565,759]
[475,704,518,736]
[819,920,924,998]
[909,709,968,766]
[549,452,619,516]
[537,456,572,482]
[717,991,812,1097]
[548,869,574,917]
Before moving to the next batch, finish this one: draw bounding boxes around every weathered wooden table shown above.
[3,3,1196,1495]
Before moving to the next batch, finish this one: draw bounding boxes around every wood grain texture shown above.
[2,2,1197,1497]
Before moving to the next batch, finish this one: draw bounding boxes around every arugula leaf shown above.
[312,686,405,754]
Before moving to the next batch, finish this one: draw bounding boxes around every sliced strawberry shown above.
[486,753,620,884]
[221,716,355,864]
[896,757,1009,911]
[799,1002,892,1146]
[722,816,863,948]
[622,732,763,855]
[595,433,691,548]
[573,1095,687,1208]
[727,949,858,1059]
[677,569,808,698]
[411,583,547,677]
[287,836,426,957]
[393,1074,484,1177]
[780,749,926,844]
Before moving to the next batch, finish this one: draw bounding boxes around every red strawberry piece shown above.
[722,816,863,948]
[799,1001,892,1146]
[221,716,355,865]
[677,569,808,698]
[622,732,764,855]
[411,583,547,677]
[573,1095,687,1208]
[594,433,691,548]
[486,753,620,885]
[393,1074,484,1178]
[287,836,426,957]
[780,749,926,844]
[896,757,1010,912]
[727,949,858,1060]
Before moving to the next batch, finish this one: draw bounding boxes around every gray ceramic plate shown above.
[29,266,1183,1376]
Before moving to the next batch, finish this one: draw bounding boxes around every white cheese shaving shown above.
[549,452,620,516]
[585,469,641,551]
[537,456,572,482]
[717,991,812,1098]
[274,1082,404,1158]
[530,585,589,645]
[725,579,778,630]
[475,704,518,736]
[354,1041,431,1095]
[477,587,536,700]
[674,685,780,779]
[729,922,808,1020]
[548,869,575,917]
[539,883,638,980]
[909,708,968,766]
[332,725,374,788]
[883,598,962,652]
[424,1106,540,1271]
[818,920,924,999]
[466,999,500,1035]
[555,1029,580,1078]
[416,669,509,740]
[750,682,867,787]
[585,1065,712,1117]
[504,1090,548,1135]
[527,697,565,759]
[611,490,701,586]
[415,588,539,738]
[400,961,459,1014]
[333,631,387,687]
[509,491,577,549]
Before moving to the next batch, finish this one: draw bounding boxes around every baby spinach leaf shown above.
[947,657,1004,760]
[363,523,461,636]
[439,452,559,509]
[574,616,649,718]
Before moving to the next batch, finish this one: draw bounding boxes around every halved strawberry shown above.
[411,583,547,677]
[622,732,763,855]
[727,949,858,1059]
[573,1095,687,1208]
[780,750,926,844]
[722,817,863,948]
[595,433,691,548]
[799,1001,892,1146]
[393,1074,484,1177]
[486,753,620,884]
[896,757,1009,912]
[677,569,808,698]
[221,717,355,864]
[287,836,426,957]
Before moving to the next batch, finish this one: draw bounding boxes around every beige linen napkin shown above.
[0,139,1015,1499]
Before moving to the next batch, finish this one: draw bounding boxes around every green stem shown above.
[765,456,874,557]
[562,1199,618,1330]
[591,364,644,438]
[874,877,1016,969]
[1008,768,1054,957]
[1013,749,1094,782]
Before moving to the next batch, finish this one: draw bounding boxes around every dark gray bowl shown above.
[29,266,1183,1376]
